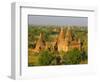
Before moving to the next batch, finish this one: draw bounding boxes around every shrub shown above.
[38,50,54,65]
[63,49,81,64]
[81,50,87,61]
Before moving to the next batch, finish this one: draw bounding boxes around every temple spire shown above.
[58,28,65,41]
[66,26,73,41]
[35,32,45,52]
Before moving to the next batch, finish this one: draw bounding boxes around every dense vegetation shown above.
[28,25,88,66]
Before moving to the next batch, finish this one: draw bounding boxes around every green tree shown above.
[63,49,81,64]
[38,50,54,65]
[81,50,87,61]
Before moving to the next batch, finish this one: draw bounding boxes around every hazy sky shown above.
[28,15,88,26]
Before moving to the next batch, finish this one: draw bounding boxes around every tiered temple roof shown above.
[33,27,82,53]
[34,32,45,52]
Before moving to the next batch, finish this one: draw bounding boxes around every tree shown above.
[81,50,87,61]
[38,50,54,65]
[51,54,62,65]
[63,49,81,64]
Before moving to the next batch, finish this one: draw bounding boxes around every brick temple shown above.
[33,27,82,53]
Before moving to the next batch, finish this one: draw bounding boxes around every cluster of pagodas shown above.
[32,27,82,53]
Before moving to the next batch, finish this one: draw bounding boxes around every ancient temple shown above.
[33,27,82,53]
[33,32,46,52]
[65,27,81,51]
[57,28,69,52]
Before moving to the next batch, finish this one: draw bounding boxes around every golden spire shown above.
[66,26,73,41]
[35,32,45,52]
[58,28,65,41]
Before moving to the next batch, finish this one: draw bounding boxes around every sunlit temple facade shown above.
[33,27,82,53]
